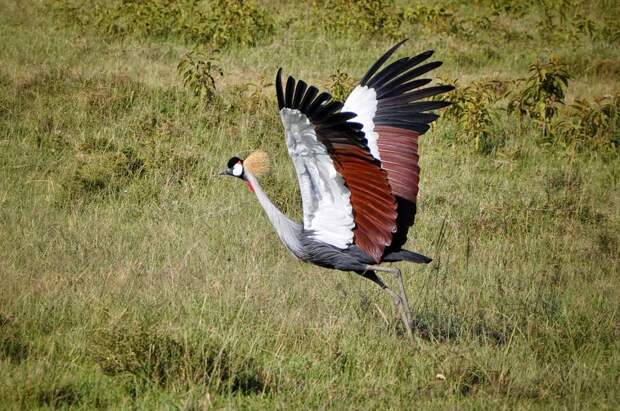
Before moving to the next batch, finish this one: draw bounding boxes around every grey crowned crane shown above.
[221,40,453,335]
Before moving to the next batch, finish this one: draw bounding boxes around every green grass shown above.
[1,0,619,408]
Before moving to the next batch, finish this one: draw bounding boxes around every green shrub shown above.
[312,0,402,39]
[484,0,531,16]
[402,4,498,40]
[206,0,273,48]
[443,59,617,155]
[402,4,454,30]
[51,0,273,47]
[177,49,223,105]
[444,79,505,153]
[553,95,620,151]
[538,0,620,41]
[243,77,272,113]
[508,59,570,135]
[328,69,355,102]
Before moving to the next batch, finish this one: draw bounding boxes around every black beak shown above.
[219,169,229,176]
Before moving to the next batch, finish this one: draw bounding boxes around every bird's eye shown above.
[232,163,243,177]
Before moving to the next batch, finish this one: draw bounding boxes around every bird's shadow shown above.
[409,314,507,345]
[350,292,507,344]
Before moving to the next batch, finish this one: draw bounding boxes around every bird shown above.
[221,40,453,335]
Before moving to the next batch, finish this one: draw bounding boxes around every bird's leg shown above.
[384,284,413,338]
[392,268,413,329]
[363,267,413,337]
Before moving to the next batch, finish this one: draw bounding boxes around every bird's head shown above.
[221,156,245,179]
[220,150,270,192]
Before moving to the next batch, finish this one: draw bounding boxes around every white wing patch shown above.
[280,108,355,249]
[343,85,380,160]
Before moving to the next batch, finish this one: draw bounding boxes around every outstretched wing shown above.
[276,69,397,262]
[343,40,453,250]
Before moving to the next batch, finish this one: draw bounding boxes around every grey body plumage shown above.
[247,171,376,272]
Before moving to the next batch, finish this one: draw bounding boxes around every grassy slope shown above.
[1,0,619,409]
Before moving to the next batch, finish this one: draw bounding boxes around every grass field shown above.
[1,0,619,408]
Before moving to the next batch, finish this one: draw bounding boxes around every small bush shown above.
[553,95,620,151]
[51,0,273,48]
[485,0,530,16]
[177,49,222,105]
[402,4,455,31]
[508,59,570,135]
[312,0,402,39]
[444,80,505,153]
[328,69,355,102]
[241,77,272,114]
[206,0,274,48]
[538,0,620,42]
[314,1,484,41]
[224,76,273,121]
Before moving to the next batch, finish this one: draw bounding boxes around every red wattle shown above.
[245,180,254,193]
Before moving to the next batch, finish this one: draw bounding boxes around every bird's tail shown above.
[383,249,432,264]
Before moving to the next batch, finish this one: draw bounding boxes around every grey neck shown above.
[244,171,304,258]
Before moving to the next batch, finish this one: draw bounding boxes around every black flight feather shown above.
[366,56,411,89]
[375,61,442,97]
[299,86,319,112]
[285,76,295,108]
[275,68,284,110]
[378,78,432,99]
[292,80,307,108]
[360,39,408,86]
[306,92,332,117]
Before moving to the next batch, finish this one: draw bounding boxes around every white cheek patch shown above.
[232,163,243,177]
